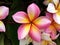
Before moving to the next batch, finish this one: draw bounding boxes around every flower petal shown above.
[20,36,31,45]
[57,4,60,10]
[17,24,31,40]
[45,25,58,40]
[53,22,60,32]
[20,39,29,45]
[47,3,57,13]
[42,32,52,41]
[41,40,56,45]
[27,3,40,21]
[41,40,48,45]
[33,16,51,29]
[0,6,9,20]
[46,12,53,21]
[12,11,30,23]
[53,0,59,7]
[53,13,60,24]
[0,21,5,32]
[29,24,41,42]
[49,42,56,45]
[33,41,41,45]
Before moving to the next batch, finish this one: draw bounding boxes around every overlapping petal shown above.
[53,0,59,7]
[47,3,57,13]
[41,32,56,45]
[20,39,29,45]
[12,11,30,23]
[45,25,58,40]
[57,4,60,10]
[20,36,31,45]
[0,6,9,20]
[41,35,56,45]
[42,40,56,45]
[0,21,5,32]
[29,24,41,42]
[41,40,49,45]
[42,32,52,41]
[53,22,60,32]
[46,12,53,21]
[53,13,60,24]
[33,16,51,29]
[27,3,40,21]
[33,41,40,45]
[49,42,56,45]
[17,24,31,40]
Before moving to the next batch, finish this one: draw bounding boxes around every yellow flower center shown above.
[55,3,60,15]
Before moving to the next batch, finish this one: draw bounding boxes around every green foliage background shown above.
[0,0,60,45]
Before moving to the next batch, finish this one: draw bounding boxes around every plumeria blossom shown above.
[33,12,60,45]
[0,6,9,32]
[47,0,60,24]
[12,3,51,42]
[47,12,60,32]
[45,12,59,40]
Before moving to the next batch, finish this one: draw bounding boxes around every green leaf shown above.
[0,33,4,45]
[5,23,19,45]
[55,37,60,45]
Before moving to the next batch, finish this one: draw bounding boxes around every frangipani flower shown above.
[0,6,9,32]
[47,0,60,24]
[12,3,51,42]
[45,12,59,40]
[45,25,59,40]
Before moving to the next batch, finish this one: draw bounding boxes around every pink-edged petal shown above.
[17,24,31,40]
[27,3,40,21]
[46,12,53,21]
[33,16,51,29]
[29,24,41,42]
[53,13,60,24]
[0,6,9,20]
[0,21,5,32]
[45,25,58,40]
[12,11,30,23]
[47,3,57,13]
